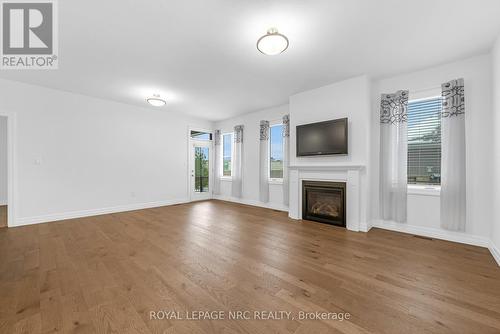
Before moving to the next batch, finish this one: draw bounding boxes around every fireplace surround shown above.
[288,164,366,232]
[302,180,346,227]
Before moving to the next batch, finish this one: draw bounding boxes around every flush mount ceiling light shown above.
[146,94,166,107]
[256,27,289,55]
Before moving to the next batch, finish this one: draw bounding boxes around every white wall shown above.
[370,54,493,240]
[214,104,289,210]
[289,75,371,166]
[492,35,500,260]
[0,117,7,205]
[0,79,212,226]
[289,75,372,226]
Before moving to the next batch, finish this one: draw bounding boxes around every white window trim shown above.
[408,94,441,103]
[268,121,284,183]
[221,132,233,180]
[407,184,441,197]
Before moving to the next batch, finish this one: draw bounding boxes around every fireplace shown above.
[302,180,346,227]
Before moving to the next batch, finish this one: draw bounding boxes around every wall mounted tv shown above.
[296,118,348,156]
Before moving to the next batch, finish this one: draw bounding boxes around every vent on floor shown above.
[413,235,433,241]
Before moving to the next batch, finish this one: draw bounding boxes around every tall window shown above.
[407,97,442,185]
[222,133,232,177]
[270,124,284,179]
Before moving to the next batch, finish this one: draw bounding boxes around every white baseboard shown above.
[371,219,490,248]
[212,194,289,212]
[359,221,372,232]
[489,241,500,266]
[13,198,190,227]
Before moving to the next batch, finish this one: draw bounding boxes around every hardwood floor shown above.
[0,205,6,228]
[0,200,499,334]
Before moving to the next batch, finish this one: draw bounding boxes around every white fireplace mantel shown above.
[289,163,365,171]
[288,163,366,232]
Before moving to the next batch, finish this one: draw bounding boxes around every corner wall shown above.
[0,79,212,226]
[491,35,500,264]
[370,54,493,246]
[0,117,6,205]
[213,104,289,211]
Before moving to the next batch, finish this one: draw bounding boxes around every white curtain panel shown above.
[282,114,290,206]
[231,125,244,198]
[259,121,270,203]
[440,79,466,231]
[380,90,409,223]
[213,130,221,195]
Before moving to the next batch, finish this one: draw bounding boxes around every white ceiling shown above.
[2,0,500,121]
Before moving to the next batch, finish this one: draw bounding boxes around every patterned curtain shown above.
[231,125,244,198]
[213,130,221,195]
[380,90,408,223]
[282,115,290,206]
[259,121,270,202]
[441,78,466,231]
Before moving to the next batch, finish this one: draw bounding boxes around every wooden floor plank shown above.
[0,205,7,229]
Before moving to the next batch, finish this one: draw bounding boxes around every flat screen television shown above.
[296,118,348,156]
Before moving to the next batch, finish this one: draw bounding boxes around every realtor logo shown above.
[1,0,58,69]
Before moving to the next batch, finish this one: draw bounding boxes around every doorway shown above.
[189,130,213,202]
[0,116,7,228]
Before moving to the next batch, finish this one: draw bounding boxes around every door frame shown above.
[187,127,214,202]
[0,111,17,227]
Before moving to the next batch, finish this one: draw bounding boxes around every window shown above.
[190,130,212,140]
[407,97,442,185]
[222,133,232,177]
[269,124,284,180]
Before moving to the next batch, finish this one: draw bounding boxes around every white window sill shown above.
[408,185,441,197]
[269,179,283,185]
[220,177,232,182]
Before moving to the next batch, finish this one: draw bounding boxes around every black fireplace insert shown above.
[302,180,346,227]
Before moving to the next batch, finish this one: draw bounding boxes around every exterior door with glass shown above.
[190,140,212,201]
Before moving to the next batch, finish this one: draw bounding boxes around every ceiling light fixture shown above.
[256,28,289,56]
[146,94,166,107]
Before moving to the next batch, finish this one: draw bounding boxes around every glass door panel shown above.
[190,140,212,201]
[194,146,209,193]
